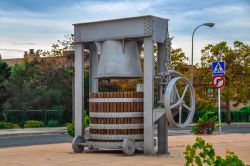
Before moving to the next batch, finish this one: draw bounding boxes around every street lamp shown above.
[191,22,215,85]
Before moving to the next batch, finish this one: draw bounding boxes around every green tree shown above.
[3,49,74,123]
[0,60,11,109]
[199,41,250,123]
[170,48,189,74]
[3,35,91,123]
[57,34,74,50]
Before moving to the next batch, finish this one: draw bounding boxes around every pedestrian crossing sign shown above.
[212,61,225,76]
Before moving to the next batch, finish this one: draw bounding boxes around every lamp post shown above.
[191,23,215,85]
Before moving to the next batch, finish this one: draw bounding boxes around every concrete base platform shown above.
[0,133,250,166]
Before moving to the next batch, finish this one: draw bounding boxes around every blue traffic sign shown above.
[212,61,225,76]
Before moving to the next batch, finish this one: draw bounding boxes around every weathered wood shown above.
[89,92,144,141]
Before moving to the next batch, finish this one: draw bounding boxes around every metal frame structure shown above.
[72,15,194,155]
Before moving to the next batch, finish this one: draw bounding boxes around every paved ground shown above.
[0,133,250,166]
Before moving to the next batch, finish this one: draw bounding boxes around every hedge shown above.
[24,120,44,128]
[193,106,250,123]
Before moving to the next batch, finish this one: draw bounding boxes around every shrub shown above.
[48,119,59,127]
[194,107,250,123]
[215,151,246,166]
[66,112,89,137]
[184,137,246,166]
[240,106,250,111]
[192,112,217,134]
[0,121,19,129]
[84,113,89,128]
[24,120,44,128]
[66,123,74,137]
[193,110,217,123]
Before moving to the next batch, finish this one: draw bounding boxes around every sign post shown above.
[218,88,221,132]
[212,76,225,133]
[212,61,226,133]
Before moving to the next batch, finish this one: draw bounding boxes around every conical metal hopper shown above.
[96,40,143,79]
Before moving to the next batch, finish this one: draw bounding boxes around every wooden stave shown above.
[89,92,144,141]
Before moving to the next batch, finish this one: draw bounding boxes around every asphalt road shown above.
[213,126,250,133]
[0,126,249,148]
[0,134,71,148]
[172,126,250,135]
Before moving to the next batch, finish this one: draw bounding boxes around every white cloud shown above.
[69,0,153,22]
[0,0,249,60]
[172,36,220,65]
[81,1,151,12]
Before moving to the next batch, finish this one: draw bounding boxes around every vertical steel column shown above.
[89,43,99,93]
[143,37,154,155]
[157,43,166,73]
[157,43,167,154]
[157,43,166,101]
[72,75,75,123]
[74,43,84,137]
[157,116,167,154]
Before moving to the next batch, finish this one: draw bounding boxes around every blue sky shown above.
[0,0,249,63]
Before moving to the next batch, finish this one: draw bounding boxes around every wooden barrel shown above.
[89,92,143,147]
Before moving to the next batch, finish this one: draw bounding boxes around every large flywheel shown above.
[164,77,195,128]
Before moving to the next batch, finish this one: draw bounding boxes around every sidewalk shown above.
[0,133,249,166]
[0,127,67,137]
